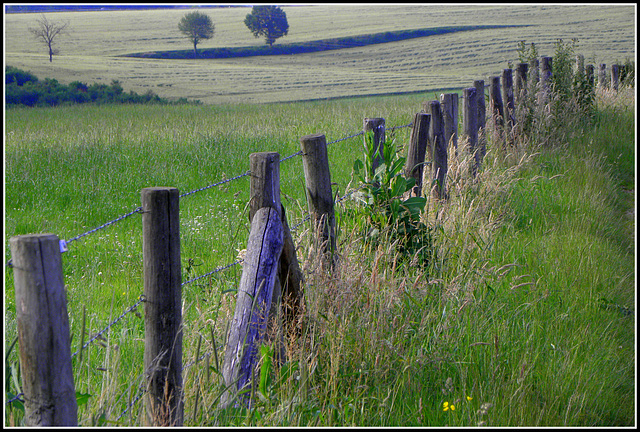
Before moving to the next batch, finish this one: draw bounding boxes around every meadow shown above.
[3,4,636,427]
[4,4,636,103]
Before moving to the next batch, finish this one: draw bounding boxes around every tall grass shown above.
[4,84,634,425]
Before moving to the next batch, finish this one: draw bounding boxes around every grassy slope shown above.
[4,5,635,103]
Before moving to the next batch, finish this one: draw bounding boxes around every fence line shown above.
[8,55,622,424]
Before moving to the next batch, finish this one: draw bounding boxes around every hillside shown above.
[3,4,635,104]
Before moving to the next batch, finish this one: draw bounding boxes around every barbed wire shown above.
[114,382,147,422]
[71,295,146,359]
[182,260,244,287]
[179,170,251,199]
[3,121,410,413]
[5,392,23,406]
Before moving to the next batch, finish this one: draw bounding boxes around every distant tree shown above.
[178,11,215,58]
[244,5,289,47]
[28,14,69,62]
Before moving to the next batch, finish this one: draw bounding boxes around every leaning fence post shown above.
[248,152,287,361]
[363,117,385,175]
[10,234,78,426]
[300,133,337,265]
[425,100,447,199]
[220,206,284,409]
[141,187,183,427]
[404,112,431,196]
[462,87,480,175]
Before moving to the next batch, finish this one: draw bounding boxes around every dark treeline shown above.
[5,66,199,107]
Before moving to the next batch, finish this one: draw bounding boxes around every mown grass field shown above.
[3,4,636,427]
[4,4,636,103]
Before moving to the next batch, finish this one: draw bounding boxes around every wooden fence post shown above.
[611,64,620,91]
[249,152,281,222]
[10,234,78,426]
[539,56,553,105]
[248,152,289,362]
[300,133,337,265]
[575,54,585,77]
[502,68,515,145]
[220,206,284,408]
[474,80,486,160]
[586,64,595,87]
[141,187,183,427]
[363,117,385,175]
[515,63,528,105]
[440,93,458,152]
[404,112,431,196]
[598,63,607,89]
[489,76,505,145]
[462,87,480,175]
[425,100,447,199]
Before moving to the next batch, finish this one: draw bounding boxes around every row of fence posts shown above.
[8,55,624,426]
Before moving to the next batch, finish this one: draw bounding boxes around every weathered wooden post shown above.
[248,152,288,359]
[611,64,620,91]
[540,56,553,105]
[598,63,607,89]
[489,76,505,145]
[142,187,183,427]
[515,63,529,105]
[363,117,385,175]
[529,57,540,87]
[502,68,515,145]
[462,87,480,175]
[575,54,585,78]
[249,152,281,222]
[220,206,283,408]
[300,134,337,264]
[440,93,458,152]
[474,79,486,160]
[404,112,431,196]
[425,100,447,199]
[586,64,595,88]
[10,234,78,426]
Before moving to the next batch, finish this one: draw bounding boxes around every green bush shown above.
[5,66,38,86]
[350,131,433,265]
[4,66,198,107]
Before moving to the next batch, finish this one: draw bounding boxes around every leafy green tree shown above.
[178,11,215,58]
[244,5,289,47]
[28,14,69,62]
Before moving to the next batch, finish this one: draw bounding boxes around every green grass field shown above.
[4,4,636,103]
[3,4,636,427]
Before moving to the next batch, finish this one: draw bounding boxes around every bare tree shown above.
[29,14,69,62]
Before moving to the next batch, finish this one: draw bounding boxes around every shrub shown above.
[350,131,433,265]
[5,66,38,86]
[5,66,197,107]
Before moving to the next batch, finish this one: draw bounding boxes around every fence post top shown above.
[250,151,280,159]
[10,233,58,242]
[141,186,179,193]
[300,133,326,141]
